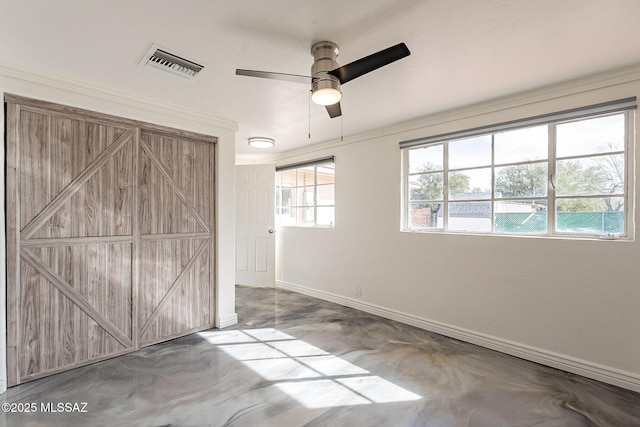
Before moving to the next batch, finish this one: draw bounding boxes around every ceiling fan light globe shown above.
[311,88,342,106]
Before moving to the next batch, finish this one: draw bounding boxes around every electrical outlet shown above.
[355,286,363,297]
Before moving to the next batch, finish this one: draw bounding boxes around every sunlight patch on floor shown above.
[198,328,421,409]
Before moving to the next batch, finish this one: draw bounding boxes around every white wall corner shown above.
[0,89,7,395]
[276,280,640,393]
[214,128,237,333]
[217,313,239,329]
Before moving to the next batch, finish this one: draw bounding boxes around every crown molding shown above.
[386,62,640,135]
[0,60,238,131]
[267,62,640,162]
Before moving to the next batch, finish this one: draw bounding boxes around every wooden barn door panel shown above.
[6,96,216,386]
[137,238,210,344]
[19,113,133,239]
[19,243,133,380]
[137,131,213,346]
[7,104,136,385]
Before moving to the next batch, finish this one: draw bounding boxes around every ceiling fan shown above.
[236,41,411,118]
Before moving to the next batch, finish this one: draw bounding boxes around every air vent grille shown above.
[140,45,206,80]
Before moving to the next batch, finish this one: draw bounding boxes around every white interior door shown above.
[235,164,275,287]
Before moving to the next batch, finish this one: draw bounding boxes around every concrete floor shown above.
[1,285,639,426]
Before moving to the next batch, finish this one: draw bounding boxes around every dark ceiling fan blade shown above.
[328,43,410,85]
[325,102,342,118]
[235,69,313,85]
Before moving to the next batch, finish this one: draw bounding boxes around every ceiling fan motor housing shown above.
[311,41,341,104]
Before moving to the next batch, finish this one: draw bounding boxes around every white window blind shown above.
[399,98,636,149]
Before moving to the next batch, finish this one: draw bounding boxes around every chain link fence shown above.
[494,212,624,234]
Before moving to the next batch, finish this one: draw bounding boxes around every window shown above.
[276,157,335,227]
[402,99,635,238]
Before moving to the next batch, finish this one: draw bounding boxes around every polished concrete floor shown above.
[1,285,639,426]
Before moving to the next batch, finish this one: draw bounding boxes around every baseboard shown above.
[217,313,239,329]
[276,280,640,393]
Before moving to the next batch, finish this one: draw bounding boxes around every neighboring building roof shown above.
[437,192,546,218]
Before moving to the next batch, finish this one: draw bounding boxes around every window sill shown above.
[277,225,335,229]
[400,228,633,242]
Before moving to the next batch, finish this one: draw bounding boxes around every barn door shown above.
[137,130,214,346]
[6,104,136,385]
[6,96,216,386]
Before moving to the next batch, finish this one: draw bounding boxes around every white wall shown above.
[0,63,239,393]
[273,65,640,392]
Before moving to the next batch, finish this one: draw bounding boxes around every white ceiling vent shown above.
[139,44,206,80]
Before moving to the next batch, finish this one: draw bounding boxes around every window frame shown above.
[276,158,335,228]
[402,108,635,239]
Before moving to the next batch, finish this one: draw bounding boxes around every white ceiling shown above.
[2,0,640,161]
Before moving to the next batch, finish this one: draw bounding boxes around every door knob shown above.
[268,229,274,234]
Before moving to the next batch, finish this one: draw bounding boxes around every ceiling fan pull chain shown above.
[308,90,312,139]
